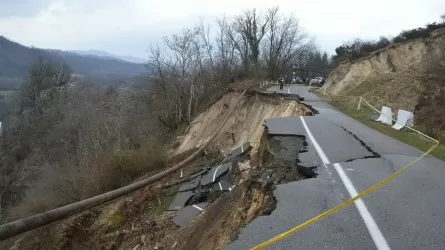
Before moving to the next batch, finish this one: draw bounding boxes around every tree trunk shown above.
[188,81,194,124]
[194,95,199,117]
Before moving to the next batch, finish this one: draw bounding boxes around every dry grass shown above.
[107,144,166,187]
[7,143,167,220]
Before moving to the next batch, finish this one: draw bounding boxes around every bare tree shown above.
[163,29,195,124]
[215,16,237,75]
[196,20,215,72]
[19,58,71,114]
[148,45,168,100]
[263,7,312,79]
[226,9,269,72]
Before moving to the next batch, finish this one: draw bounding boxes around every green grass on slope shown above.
[324,95,445,161]
[154,184,180,215]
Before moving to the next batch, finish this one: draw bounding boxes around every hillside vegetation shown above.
[322,27,445,140]
[330,20,445,67]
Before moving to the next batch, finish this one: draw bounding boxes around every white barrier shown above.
[375,106,393,125]
[392,109,414,130]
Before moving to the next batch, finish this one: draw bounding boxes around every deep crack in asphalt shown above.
[341,126,381,162]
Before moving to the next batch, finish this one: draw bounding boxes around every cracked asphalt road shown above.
[227,85,445,249]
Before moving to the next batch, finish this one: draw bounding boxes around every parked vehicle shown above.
[291,76,303,84]
[309,76,325,86]
[314,77,325,84]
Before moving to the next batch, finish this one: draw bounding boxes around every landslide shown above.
[321,28,445,139]
[175,88,312,155]
[2,85,314,250]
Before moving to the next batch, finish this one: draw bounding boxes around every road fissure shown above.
[299,116,390,250]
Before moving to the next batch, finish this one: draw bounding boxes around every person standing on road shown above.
[279,74,284,90]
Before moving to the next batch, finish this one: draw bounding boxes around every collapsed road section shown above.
[167,143,251,227]
[158,124,314,250]
[227,93,403,249]
[127,88,320,250]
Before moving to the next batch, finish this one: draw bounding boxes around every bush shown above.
[393,22,445,43]
[0,71,168,220]
[333,21,445,64]
[107,144,166,187]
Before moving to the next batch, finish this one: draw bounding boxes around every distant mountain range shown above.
[0,36,147,82]
[69,49,146,64]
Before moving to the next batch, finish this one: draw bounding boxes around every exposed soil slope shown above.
[321,28,445,138]
[175,89,312,155]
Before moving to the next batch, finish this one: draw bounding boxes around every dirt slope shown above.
[321,28,445,138]
[175,89,312,155]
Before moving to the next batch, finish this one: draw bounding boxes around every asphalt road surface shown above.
[227,85,445,249]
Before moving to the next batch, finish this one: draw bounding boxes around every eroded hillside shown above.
[321,28,445,138]
[175,89,312,155]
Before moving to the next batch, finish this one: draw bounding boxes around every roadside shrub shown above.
[332,21,445,64]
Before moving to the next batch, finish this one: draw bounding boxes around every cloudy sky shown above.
[1,0,444,59]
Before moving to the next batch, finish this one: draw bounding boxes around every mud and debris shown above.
[115,126,309,250]
[263,116,318,178]
[300,102,320,115]
[224,142,252,162]
[252,135,304,185]
[161,144,250,230]
[166,180,277,250]
[165,130,310,249]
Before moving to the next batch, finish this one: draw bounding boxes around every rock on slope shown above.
[321,28,445,137]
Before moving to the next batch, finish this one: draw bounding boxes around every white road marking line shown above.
[180,169,183,178]
[192,205,203,211]
[299,116,390,250]
[212,164,222,182]
[333,163,390,250]
[299,117,330,164]
[241,144,244,153]
[288,86,291,94]
[219,182,223,190]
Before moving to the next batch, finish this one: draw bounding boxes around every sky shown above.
[0,0,444,59]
